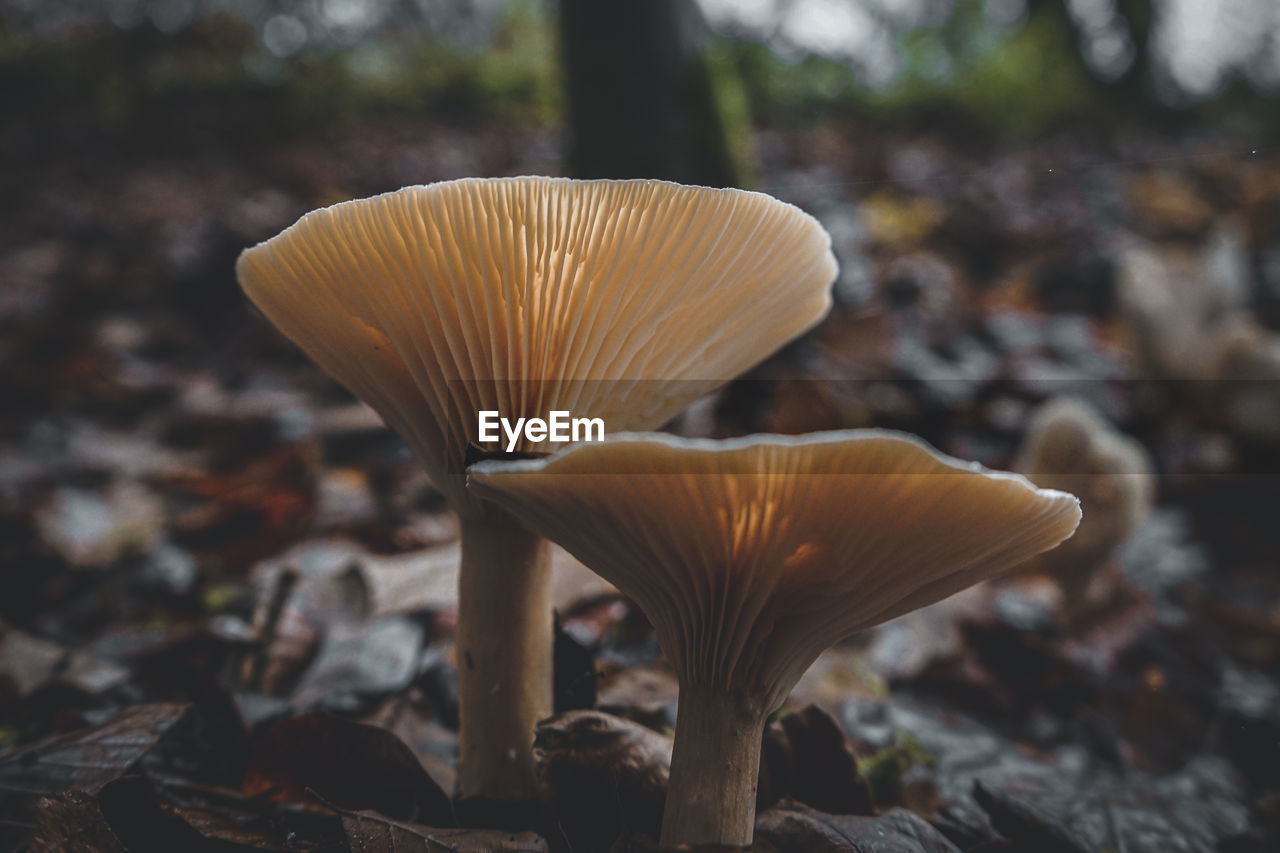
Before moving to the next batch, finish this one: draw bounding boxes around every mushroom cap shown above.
[237,177,836,514]
[469,431,1081,711]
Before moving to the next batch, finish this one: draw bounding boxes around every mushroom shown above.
[236,177,837,805]
[468,431,1081,848]
[1202,317,1280,444]
[1013,397,1154,615]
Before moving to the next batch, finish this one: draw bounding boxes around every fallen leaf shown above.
[360,694,458,796]
[534,710,670,851]
[358,541,616,619]
[35,481,164,567]
[290,616,424,712]
[341,807,548,853]
[242,711,452,825]
[0,626,65,699]
[973,755,1248,853]
[596,664,679,730]
[753,799,961,852]
[759,705,872,817]
[553,615,597,713]
[1128,172,1214,239]
[0,705,189,850]
[0,703,189,797]
[0,624,129,702]
[29,790,129,853]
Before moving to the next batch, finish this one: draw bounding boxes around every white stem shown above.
[660,683,767,850]
[455,507,552,802]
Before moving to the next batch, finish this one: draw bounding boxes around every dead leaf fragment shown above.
[29,790,129,853]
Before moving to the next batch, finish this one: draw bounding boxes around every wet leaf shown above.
[0,624,130,703]
[0,705,189,850]
[242,711,452,825]
[553,614,597,713]
[0,703,189,798]
[759,705,872,816]
[753,799,961,852]
[357,540,616,619]
[534,710,670,851]
[35,481,164,567]
[0,626,65,700]
[29,790,129,853]
[360,694,458,796]
[341,807,548,853]
[973,756,1249,853]
[596,664,679,730]
[290,616,424,713]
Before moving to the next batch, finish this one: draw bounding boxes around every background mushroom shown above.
[1013,397,1155,617]
[235,177,837,806]
[469,431,1081,848]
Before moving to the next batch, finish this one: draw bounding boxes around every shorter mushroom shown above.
[469,431,1080,849]
[1014,397,1154,616]
[1202,317,1280,445]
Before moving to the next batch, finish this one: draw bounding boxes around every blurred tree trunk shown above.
[1030,0,1154,101]
[1111,0,1154,98]
[558,0,741,187]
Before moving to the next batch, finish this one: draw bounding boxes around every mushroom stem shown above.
[660,684,768,851]
[456,506,552,804]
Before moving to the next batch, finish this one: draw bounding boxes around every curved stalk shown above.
[456,507,553,804]
[660,684,768,850]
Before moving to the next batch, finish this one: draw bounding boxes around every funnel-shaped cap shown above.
[470,431,1081,711]
[238,178,836,514]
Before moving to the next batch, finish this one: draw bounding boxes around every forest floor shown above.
[2,118,1279,852]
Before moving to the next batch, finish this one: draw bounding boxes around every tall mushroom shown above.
[469,431,1081,848]
[235,177,837,806]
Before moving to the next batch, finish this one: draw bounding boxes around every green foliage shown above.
[877,5,1094,136]
[701,43,757,185]
[267,0,562,126]
[728,1,1096,137]
[0,2,563,149]
[856,729,935,803]
[731,41,868,127]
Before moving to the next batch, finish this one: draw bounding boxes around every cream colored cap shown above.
[237,177,837,514]
[469,431,1081,711]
